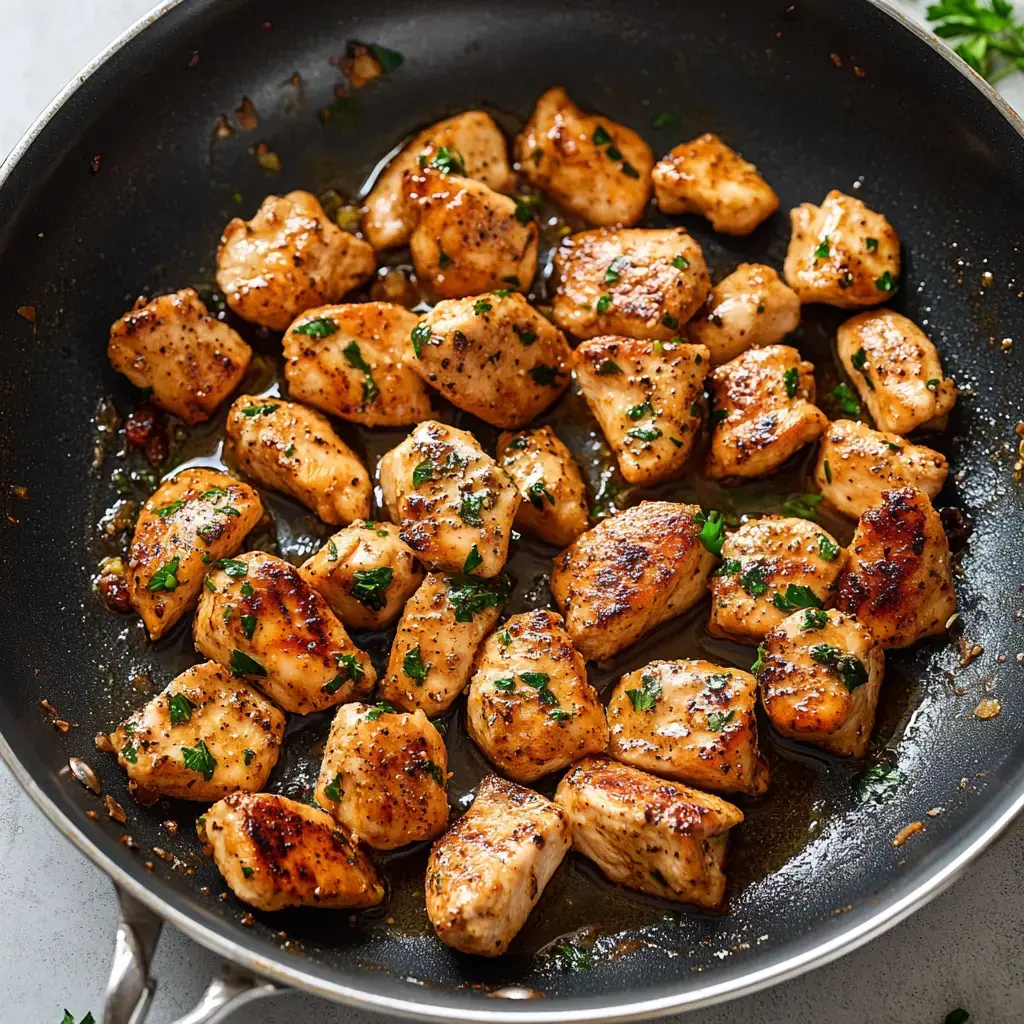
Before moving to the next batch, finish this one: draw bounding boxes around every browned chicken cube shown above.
[515,86,653,227]
[314,702,449,850]
[110,661,285,803]
[815,418,949,519]
[757,608,885,757]
[282,303,433,427]
[607,660,767,796]
[216,191,375,330]
[496,427,589,548]
[550,501,716,662]
[652,133,779,235]
[466,610,609,783]
[836,310,957,434]
[783,190,900,308]
[572,336,709,484]
[108,288,252,423]
[709,516,847,645]
[203,792,384,911]
[300,519,424,630]
[409,292,571,428]
[551,228,710,341]
[379,572,511,716]
[706,344,828,480]
[555,757,743,908]
[126,468,262,640]
[836,487,956,649]
[426,774,570,956]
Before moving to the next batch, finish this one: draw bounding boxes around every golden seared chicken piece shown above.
[282,303,432,427]
[836,487,956,649]
[194,551,375,713]
[300,519,423,629]
[315,703,449,850]
[496,427,589,547]
[709,516,847,645]
[572,336,709,485]
[467,610,609,783]
[551,228,709,341]
[108,289,252,424]
[652,133,779,235]
[555,757,743,908]
[757,608,884,757]
[225,395,371,526]
[784,190,900,308]
[216,191,375,330]
[378,420,520,578]
[127,469,262,640]
[551,501,716,662]
[363,111,516,250]
[687,263,801,365]
[516,86,653,227]
[706,344,828,480]
[837,310,957,434]
[110,662,285,803]
[409,292,571,427]
[380,572,511,715]
[203,792,384,911]
[607,660,767,796]
[815,419,949,520]
[426,774,570,956]
[403,169,538,299]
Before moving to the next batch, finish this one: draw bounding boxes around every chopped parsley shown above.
[240,614,257,640]
[243,748,256,766]
[445,574,512,622]
[204,577,217,593]
[529,364,560,387]
[783,366,799,398]
[592,124,612,146]
[122,743,137,764]
[855,762,902,804]
[553,942,594,972]
[814,237,831,259]
[527,479,556,509]
[240,403,278,417]
[514,198,536,225]
[410,322,431,358]
[706,709,736,732]
[926,378,940,391]
[809,644,868,690]
[168,693,195,726]
[323,653,364,693]
[216,558,248,578]
[875,270,896,292]
[801,607,830,631]
[427,145,466,175]
[751,644,768,676]
[548,708,575,722]
[693,509,726,556]
[818,534,841,561]
[230,649,267,677]
[403,644,429,683]
[155,500,185,518]
[459,491,488,527]
[342,341,380,403]
[627,399,654,421]
[241,865,254,878]
[672,254,689,270]
[147,557,180,592]
[851,347,875,390]
[514,326,537,346]
[714,558,742,577]
[473,299,493,315]
[627,425,662,443]
[181,739,217,781]
[831,383,861,416]
[707,672,730,692]
[772,584,823,611]
[865,237,879,251]
[368,43,404,72]
[740,564,768,597]
[462,544,483,574]
[324,773,343,802]
[491,676,515,694]
[597,358,621,375]
[293,316,338,337]
[604,256,627,284]
[621,161,640,179]
[661,312,679,330]
[365,701,396,721]
[328,540,339,561]
[412,458,436,487]
[651,111,677,129]
[351,566,394,610]
[626,672,662,712]
[596,293,612,314]
[779,494,823,521]
[824,458,833,484]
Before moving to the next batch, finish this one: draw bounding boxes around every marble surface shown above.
[1,1,1022,1022]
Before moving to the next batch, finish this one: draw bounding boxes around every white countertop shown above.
[2,2,1023,1022]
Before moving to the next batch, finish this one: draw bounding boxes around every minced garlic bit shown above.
[974,697,1001,720]
[892,821,925,847]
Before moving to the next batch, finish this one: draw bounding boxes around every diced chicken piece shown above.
[555,757,743,908]
[467,610,609,782]
[686,263,801,365]
[709,516,847,645]
[836,487,956,649]
[282,303,433,427]
[363,111,516,250]
[300,519,423,629]
[378,420,520,577]
[426,774,570,956]
[225,395,371,526]
[193,550,375,713]
[836,309,957,434]
[109,662,285,803]
[108,288,252,423]
[706,344,828,480]
[551,228,709,341]
[573,336,709,484]
[815,419,949,519]
[216,191,375,330]
[652,133,779,235]
[551,501,716,662]
[496,426,589,547]
[203,792,384,911]
[783,190,900,308]
[409,292,571,427]
[127,469,262,640]
[757,608,884,757]
[314,703,449,850]
[607,659,767,796]
[379,572,511,716]
[515,86,653,227]
[403,170,538,299]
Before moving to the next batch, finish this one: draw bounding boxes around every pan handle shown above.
[104,884,281,1024]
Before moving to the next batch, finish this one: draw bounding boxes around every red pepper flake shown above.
[86,809,98,821]
[235,96,259,132]
[98,573,132,613]
[123,403,168,466]
[90,154,102,174]
[188,51,199,68]
[853,65,866,78]
[16,305,36,324]
[830,52,843,68]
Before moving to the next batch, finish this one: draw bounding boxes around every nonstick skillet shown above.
[2,0,1024,1021]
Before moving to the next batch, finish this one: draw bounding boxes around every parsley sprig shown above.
[928,0,1024,82]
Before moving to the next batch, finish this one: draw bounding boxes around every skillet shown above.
[1,0,1024,1021]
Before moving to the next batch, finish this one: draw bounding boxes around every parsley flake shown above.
[181,739,217,781]
[351,566,393,610]
[462,544,483,574]
[403,645,429,684]
[147,557,180,592]
[168,693,195,726]
[230,649,267,677]
[293,316,338,337]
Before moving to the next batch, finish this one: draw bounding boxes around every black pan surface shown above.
[1,0,1023,1018]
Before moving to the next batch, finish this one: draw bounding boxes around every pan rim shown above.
[2,0,1023,1019]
